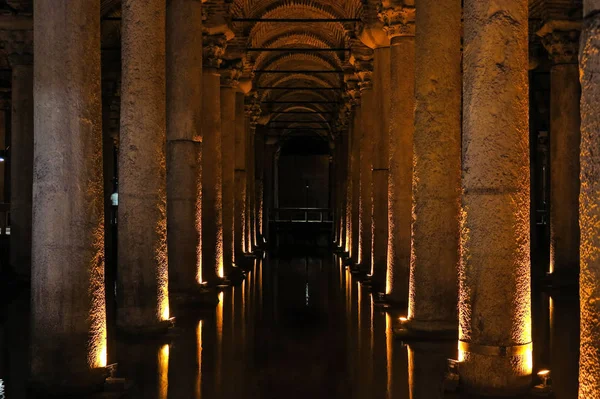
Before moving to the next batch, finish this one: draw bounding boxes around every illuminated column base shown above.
[118,0,170,331]
[349,103,361,265]
[31,0,107,391]
[166,0,203,301]
[459,0,531,394]
[357,72,373,274]
[579,3,600,398]
[408,0,460,332]
[234,92,247,260]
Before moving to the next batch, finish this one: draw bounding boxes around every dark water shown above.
[0,254,580,398]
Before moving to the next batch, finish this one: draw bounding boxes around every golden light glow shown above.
[158,344,169,399]
[157,192,170,321]
[458,341,465,362]
[407,345,414,399]
[89,222,107,368]
[196,321,203,399]
[218,226,224,279]
[537,369,550,377]
[386,313,393,397]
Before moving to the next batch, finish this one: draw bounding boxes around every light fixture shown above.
[532,369,552,395]
[444,359,460,392]
[0,149,6,163]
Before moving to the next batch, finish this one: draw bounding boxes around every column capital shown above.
[355,60,373,92]
[343,78,361,106]
[378,4,416,39]
[202,33,227,69]
[244,92,261,128]
[0,29,33,66]
[537,20,581,65]
[220,58,243,88]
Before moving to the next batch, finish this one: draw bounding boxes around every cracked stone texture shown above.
[579,3,600,398]
[460,0,532,394]
[409,0,461,331]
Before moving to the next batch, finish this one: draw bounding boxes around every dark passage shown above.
[0,253,581,398]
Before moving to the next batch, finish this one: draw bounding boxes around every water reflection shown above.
[0,254,585,398]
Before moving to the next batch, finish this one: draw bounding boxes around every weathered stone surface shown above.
[234,91,247,258]
[31,0,106,390]
[118,0,169,328]
[460,0,531,394]
[579,3,600,397]
[408,0,461,332]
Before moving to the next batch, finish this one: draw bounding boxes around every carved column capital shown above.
[355,60,373,92]
[378,4,416,39]
[220,59,243,88]
[0,29,33,66]
[203,33,227,69]
[244,92,261,128]
[537,20,581,65]
[344,78,361,107]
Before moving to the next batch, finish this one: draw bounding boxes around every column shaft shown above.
[118,0,169,329]
[460,0,531,394]
[31,0,106,388]
[579,3,600,397]
[350,107,362,264]
[371,47,390,291]
[358,88,374,273]
[234,92,247,258]
[255,127,265,243]
[221,85,237,276]
[10,62,33,279]
[387,34,414,304]
[166,0,203,296]
[408,0,461,331]
[202,69,223,283]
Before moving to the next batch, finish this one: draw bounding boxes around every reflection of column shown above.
[202,34,226,284]
[407,342,455,399]
[220,62,242,278]
[407,0,460,332]
[357,61,373,274]
[537,21,581,282]
[460,0,531,394]
[579,3,600,397]
[371,46,390,292]
[118,0,170,330]
[549,295,579,398]
[8,34,33,280]
[234,91,247,259]
[31,0,106,390]
[380,4,415,305]
[166,0,203,296]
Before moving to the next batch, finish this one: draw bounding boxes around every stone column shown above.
[118,0,170,331]
[255,126,266,244]
[202,34,226,285]
[234,91,247,259]
[338,126,350,252]
[166,0,203,300]
[579,2,600,397]
[31,0,106,391]
[350,100,362,265]
[357,62,374,274]
[6,31,33,280]
[460,0,531,394]
[371,46,391,293]
[380,3,415,305]
[220,62,241,278]
[264,141,276,245]
[405,0,461,333]
[537,21,581,284]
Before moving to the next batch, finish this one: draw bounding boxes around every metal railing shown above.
[269,208,333,223]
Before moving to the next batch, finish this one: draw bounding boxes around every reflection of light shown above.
[407,345,414,399]
[158,344,169,399]
[386,313,393,397]
[196,321,203,399]
[305,283,309,306]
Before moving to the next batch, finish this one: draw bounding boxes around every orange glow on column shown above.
[89,223,107,368]
[157,193,170,321]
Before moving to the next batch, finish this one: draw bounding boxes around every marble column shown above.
[221,63,241,278]
[579,2,600,397]
[371,46,391,293]
[8,35,33,280]
[406,0,461,332]
[202,34,226,284]
[234,91,247,259]
[338,127,349,252]
[460,0,531,394]
[350,99,362,265]
[380,4,415,305]
[118,0,170,331]
[166,0,203,299]
[357,63,374,274]
[537,21,581,284]
[31,0,106,390]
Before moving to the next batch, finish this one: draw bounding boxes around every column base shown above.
[29,366,109,397]
[394,318,458,340]
[117,318,174,338]
[170,286,220,308]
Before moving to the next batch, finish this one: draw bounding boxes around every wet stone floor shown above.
[0,253,581,398]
